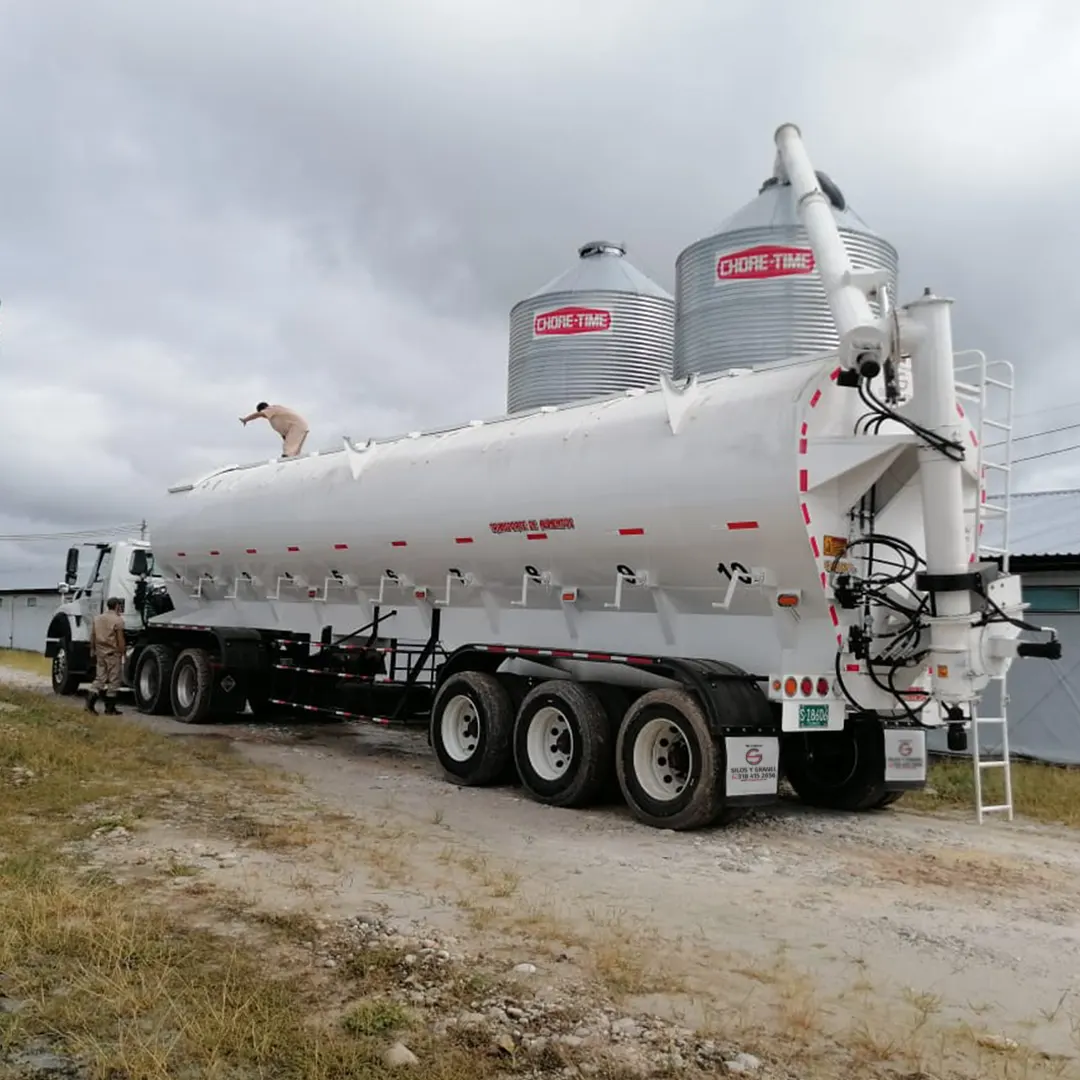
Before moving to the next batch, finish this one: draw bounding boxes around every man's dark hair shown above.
[106,597,123,612]
[256,401,269,412]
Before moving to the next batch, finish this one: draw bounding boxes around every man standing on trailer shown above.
[240,401,310,458]
[86,597,126,716]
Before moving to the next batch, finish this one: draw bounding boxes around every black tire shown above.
[133,644,176,715]
[781,721,890,811]
[169,647,215,724]
[430,671,514,787]
[585,682,630,804]
[616,688,723,831]
[51,634,82,696]
[513,680,612,809]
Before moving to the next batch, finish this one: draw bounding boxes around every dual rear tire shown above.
[429,671,739,830]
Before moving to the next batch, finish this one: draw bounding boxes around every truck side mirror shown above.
[129,550,152,577]
[64,547,79,586]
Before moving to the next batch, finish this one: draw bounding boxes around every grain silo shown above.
[507,241,674,414]
[673,162,899,380]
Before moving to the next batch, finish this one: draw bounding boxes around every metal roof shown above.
[1008,489,1080,558]
[527,241,672,300]
[713,175,885,237]
[0,586,60,596]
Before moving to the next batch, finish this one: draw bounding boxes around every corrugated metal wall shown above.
[0,592,56,653]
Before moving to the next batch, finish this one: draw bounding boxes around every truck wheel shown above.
[781,723,889,812]
[513,680,612,808]
[430,671,513,787]
[616,688,722,831]
[133,644,176,715]
[169,647,215,725]
[51,635,82,696]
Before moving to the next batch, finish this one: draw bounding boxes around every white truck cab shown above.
[44,537,172,695]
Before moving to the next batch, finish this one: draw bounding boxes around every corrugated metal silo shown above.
[673,164,899,380]
[507,241,674,414]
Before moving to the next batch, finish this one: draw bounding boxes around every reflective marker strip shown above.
[799,469,808,492]
[391,540,407,547]
[801,503,811,525]
[176,552,186,557]
[209,550,220,556]
[829,606,840,626]
[830,367,841,380]
[526,533,547,540]
[809,390,822,408]
[810,536,820,557]
[455,537,474,544]
[246,548,257,554]
[618,527,645,536]
[287,546,300,552]
[726,521,758,530]
[334,543,348,550]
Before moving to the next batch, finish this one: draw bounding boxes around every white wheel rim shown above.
[175,664,196,710]
[441,694,480,762]
[526,705,574,782]
[633,717,692,802]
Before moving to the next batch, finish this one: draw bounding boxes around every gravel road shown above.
[6,662,1080,1071]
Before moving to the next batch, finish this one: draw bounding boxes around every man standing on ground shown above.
[86,597,126,715]
[240,401,310,458]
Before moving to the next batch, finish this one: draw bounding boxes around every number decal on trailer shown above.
[717,561,753,585]
[524,564,544,584]
[384,569,398,580]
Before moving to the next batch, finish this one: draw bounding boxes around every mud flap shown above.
[724,735,780,807]
[882,727,928,791]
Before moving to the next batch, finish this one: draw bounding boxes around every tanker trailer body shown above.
[126,122,1060,833]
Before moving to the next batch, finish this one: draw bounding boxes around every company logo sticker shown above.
[745,746,763,766]
[533,306,613,337]
[716,245,815,282]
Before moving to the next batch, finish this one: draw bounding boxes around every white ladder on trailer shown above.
[954,351,1016,823]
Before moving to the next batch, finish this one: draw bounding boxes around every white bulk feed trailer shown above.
[128,124,1059,831]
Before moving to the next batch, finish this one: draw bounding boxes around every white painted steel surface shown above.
[507,242,674,414]
[151,352,896,676]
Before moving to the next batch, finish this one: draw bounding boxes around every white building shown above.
[0,587,60,653]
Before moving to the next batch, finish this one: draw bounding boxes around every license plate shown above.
[798,703,829,729]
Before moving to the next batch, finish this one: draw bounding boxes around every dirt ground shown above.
[5,661,1080,1077]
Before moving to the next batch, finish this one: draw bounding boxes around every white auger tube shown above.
[775,121,977,706]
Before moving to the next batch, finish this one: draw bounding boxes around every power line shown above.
[0,523,144,543]
[1013,442,1080,466]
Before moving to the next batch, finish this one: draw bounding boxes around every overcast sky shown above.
[2,0,1079,589]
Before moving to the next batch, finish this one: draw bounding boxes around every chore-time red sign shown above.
[716,245,815,282]
[533,306,613,337]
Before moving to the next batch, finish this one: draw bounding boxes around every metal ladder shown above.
[954,351,1016,823]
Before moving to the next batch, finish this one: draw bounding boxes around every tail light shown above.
[784,677,797,697]
[817,677,830,697]
[800,676,813,697]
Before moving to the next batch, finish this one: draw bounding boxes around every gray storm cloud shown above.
[1,0,1078,586]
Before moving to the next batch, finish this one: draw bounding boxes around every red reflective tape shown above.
[586,651,610,661]
[287,546,300,552]
[837,633,844,646]
[487,645,506,653]
[176,552,186,557]
[334,543,348,550]
[526,533,547,540]
[801,503,811,525]
[820,571,828,589]
[626,656,654,665]
[209,550,220,556]
[829,606,840,626]
[830,367,841,380]
[809,390,822,408]
[391,540,407,547]
[798,438,807,454]
[618,527,645,536]
[800,421,808,436]
[969,431,978,446]
[455,537,474,544]
[846,663,860,672]
[810,536,820,557]
[726,521,759,530]
[956,403,965,418]
[799,468,808,491]
[246,548,257,554]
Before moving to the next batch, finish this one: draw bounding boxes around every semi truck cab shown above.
[44,538,173,695]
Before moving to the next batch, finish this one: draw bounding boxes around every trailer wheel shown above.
[169,647,215,725]
[133,644,176,715]
[430,671,514,787]
[513,681,612,808]
[781,722,890,812]
[616,688,722,831]
[51,634,81,696]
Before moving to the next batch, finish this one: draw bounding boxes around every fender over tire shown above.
[513,680,613,809]
[430,671,514,787]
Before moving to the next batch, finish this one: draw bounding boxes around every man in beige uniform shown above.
[240,401,310,458]
[86,597,126,715]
